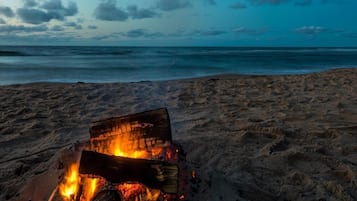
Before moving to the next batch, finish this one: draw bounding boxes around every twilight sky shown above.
[0,0,356,46]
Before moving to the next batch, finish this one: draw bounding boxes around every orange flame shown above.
[91,122,164,159]
[59,164,79,200]
[117,183,161,201]
[81,178,99,201]
[59,122,172,201]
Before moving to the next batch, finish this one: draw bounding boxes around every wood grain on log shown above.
[89,108,172,148]
[79,150,178,194]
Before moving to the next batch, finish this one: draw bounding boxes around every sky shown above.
[0,0,356,46]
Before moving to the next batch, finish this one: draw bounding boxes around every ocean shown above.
[0,46,357,85]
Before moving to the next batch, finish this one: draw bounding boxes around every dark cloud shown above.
[17,8,55,24]
[294,26,327,34]
[233,26,267,35]
[23,0,38,7]
[127,5,159,19]
[94,1,159,21]
[17,0,78,24]
[157,0,191,11]
[0,6,15,18]
[51,25,64,31]
[41,0,78,16]
[94,0,129,21]
[230,2,247,9]
[120,29,164,38]
[198,30,227,36]
[88,25,98,30]
[0,24,48,33]
[91,34,116,40]
[171,29,227,37]
[64,21,82,30]
[123,29,147,38]
[0,18,5,24]
[93,29,164,40]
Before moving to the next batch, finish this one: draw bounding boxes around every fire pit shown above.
[53,108,191,201]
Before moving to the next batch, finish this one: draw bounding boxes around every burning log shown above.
[90,108,172,142]
[79,150,178,194]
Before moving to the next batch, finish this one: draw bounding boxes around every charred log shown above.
[89,108,172,146]
[91,190,122,201]
[79,150,178,194]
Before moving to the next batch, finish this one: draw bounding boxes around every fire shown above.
[59,164,100,201]
[59,163,79,200]
[91,122,164,159]
[117,183,161,201]
[59,120,179,201]
[81,178,99,201]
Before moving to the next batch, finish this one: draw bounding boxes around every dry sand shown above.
[0,68,356,201]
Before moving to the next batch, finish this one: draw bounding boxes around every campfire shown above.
[53,108,191,201]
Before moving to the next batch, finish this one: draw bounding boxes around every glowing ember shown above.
[192,170,196,179]
[117,183,161,201]
[59,163,79,200]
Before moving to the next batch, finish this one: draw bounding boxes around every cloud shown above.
[64,21,82,30]
[51,25,64,31]
[88,25,98,30]
[17,0,78,24]
[0,33,74,45]
[17,8,55,24]
[0,6,15,18]
[0,18,5,24]
[294,26,327,34]
[23,0,38,7]
[94,0,129,21]
[0,24,48,33]
[230,2,247,9]
[93,29,165,40]
[197,30,227,36]
[121,29,164,38]
[41,0,78,16]
[95,1,159,21]
[157,0,191,11]
[127,5,159,19]
[233,26,267,35]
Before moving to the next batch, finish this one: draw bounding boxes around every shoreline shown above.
[1,68,356,201]
[1,67,355,87]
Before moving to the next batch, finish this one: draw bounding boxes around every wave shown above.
[0,50,27,56]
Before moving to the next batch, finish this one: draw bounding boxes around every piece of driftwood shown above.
[89,108,172,148]
[91,190,122,201]
[79,150,178,194]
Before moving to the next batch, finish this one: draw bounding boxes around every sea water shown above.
[1,46,357,85]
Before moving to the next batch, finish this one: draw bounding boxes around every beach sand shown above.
[0,68,356,201]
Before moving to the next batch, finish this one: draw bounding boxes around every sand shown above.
[0,68,356,201]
